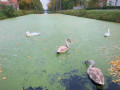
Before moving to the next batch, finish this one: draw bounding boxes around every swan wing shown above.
[87,67,104,85]
[104,33,110,36]
[57,46,68,53]
[31,32,40,36]
[104,33,108,36]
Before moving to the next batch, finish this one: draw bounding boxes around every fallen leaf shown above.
[99,48,103,51]
[75,40,78,42]
[62,57,65,60]
[57,77,61,80]
[71,42,74,44]
[109,59,120,84]
[28,56,31,58]
[2,77,6,79]
[56,46,59,48]
[43,39,46,40]
[1,37,5,38]
[43,48,46,50]
[68,54,71,57]
[0,67,2,69]
[114,46,118,49]
[110,73,113,75]
[74,49,79,51]
[0,71,3,73]
[16,42,20,43]
[106,56,109,58]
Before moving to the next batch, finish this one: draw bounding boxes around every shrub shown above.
[86,6,120,10]
[0,11,7,19]
[0,4,15,17]
[0,4,42,20]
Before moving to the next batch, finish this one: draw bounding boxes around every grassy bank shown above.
[57,10,120,23]
[0,10,42,20]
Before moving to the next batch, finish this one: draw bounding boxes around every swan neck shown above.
[108,30,110,33]
[65,40,69,48]
[89,61,95,67]
[89,64,93,68]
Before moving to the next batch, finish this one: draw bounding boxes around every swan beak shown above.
[57,52,60,54]
[84,60,89,64]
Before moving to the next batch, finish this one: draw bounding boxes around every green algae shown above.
[0,14,120,90]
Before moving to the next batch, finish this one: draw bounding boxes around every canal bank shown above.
[57,10,120,23]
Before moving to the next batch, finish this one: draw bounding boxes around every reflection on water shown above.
[60,73,120,90]
[23,86,48,90]
[43,10,51,14]
[60,71,103,90]
[22,74,120,90]
[23,86,44,90]
[44,10,48,14]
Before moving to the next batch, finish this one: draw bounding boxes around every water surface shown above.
[0,14,120,90]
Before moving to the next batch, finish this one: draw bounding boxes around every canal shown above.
[0,14,120,90]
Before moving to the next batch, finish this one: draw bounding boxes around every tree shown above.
[47,0,90,10]
[19,0,43,10]
[68,1,74,9]
[88,0,99,8]
[47,2,52,10]
[1,4,15,17]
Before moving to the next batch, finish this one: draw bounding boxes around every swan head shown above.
[57,52,60,54]
[26,32,30,35]
[85,60,95,67]
[66,39,71,43]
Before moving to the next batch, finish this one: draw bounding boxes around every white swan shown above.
[85,60,104,85]
[104,29,110,37]
[26,32,40,37]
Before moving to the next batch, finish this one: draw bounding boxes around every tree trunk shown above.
[52,0,53,11]
[60,0,61,10]
[56,0,57,10]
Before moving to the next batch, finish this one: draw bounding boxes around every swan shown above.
[26,32,40,37]
[104,29,110,37]
[57,39,71,54]
[85,60,104,85]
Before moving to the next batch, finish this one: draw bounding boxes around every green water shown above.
[0,14,120,90]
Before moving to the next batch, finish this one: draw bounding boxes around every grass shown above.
[14,10,42,17]
[57,10,120,23]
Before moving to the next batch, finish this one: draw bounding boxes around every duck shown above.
[57,39,71,54]
[85,60,104,85]
[104,29,110,37]
[26,32,40,37]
